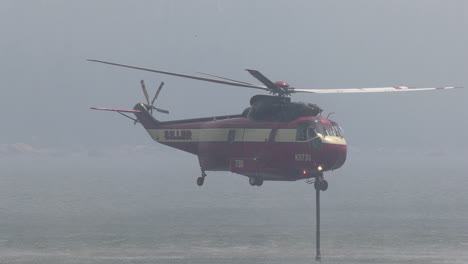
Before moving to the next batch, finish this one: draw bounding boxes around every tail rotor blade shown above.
[141,80,169,115]
[140,80,150,105]
[151,81,164,105]
[152,106,169,114]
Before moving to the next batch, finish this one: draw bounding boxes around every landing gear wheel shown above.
[320,180,328,191]
[256,177,264,186]
[196,177,204,186]
[314,179,328,191]
[249,176,264,186]
[314,180,320,191]
[249,177,257,186]
[196,169,207,187]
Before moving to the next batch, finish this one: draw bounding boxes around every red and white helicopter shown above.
[89,59,460,189]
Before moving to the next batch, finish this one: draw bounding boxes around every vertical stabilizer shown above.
[133,103,160,129]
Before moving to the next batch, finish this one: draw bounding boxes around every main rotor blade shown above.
[140,80,150,105]
[151,81,164,105]
[88,59,269,91]
[245,69,284,94]
[196,72,256,86]
[292,86,463,94]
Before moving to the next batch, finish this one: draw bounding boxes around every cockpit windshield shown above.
[323,123,344,137]
[296,120,344,141]
[307,118,344,138]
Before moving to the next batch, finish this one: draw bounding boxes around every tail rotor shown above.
[140,80,169,115]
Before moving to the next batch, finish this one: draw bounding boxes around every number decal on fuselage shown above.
[295,153,312,161]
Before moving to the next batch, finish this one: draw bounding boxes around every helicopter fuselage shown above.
[134,102,346,181]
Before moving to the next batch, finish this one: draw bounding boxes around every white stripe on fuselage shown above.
[146,128,346,145]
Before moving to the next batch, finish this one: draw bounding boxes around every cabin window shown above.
[268,129,278,142]
[228,129,236,143]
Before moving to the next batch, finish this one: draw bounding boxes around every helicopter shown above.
[89,59,460,189]
[88,59,460,261]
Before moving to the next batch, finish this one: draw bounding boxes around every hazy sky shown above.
[0,0,466,156]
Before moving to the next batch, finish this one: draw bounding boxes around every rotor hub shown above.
[274,81,290,88]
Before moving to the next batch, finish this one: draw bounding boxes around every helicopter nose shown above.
[333,143,347,169]
[320,141,347,170]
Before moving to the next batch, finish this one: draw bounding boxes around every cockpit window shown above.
[338,126,344,137]
[307,127,317,138]
[312,119,324,136]
[324,125,335,136]
[297,123,320,141]
[296,125,308,141]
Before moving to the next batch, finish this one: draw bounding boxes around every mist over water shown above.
[1,150,466,264]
